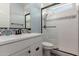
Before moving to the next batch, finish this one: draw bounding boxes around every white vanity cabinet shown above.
[0,34,43,56]
[12,41,42,56]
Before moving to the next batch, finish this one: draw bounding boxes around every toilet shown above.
[42,42,54,56]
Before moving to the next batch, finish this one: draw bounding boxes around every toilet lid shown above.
[42,42,54,47]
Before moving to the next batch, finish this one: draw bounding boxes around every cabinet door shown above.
[34,43,42,56]
[30,41,43,56]
[11,47,31,56]
[12,42,43,56]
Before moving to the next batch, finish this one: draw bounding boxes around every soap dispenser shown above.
[18,29,22,34]
[15,29,22,35]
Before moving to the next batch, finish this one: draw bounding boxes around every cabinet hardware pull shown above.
[28,50,31,53]
[36,47,39,51]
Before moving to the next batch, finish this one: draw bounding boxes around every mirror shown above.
[0,3,42,34]
[25,13,31,32]
[10,3,25,29]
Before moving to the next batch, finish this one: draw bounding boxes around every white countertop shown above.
[0,33,41,46]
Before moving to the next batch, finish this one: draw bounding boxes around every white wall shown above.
[24,4,30,15]
[41,3,53,8]
[0,3,10,27]
[30,3,41,33]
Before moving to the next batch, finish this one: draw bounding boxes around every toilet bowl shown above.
[42,42,54,49]
[42,42,54,56]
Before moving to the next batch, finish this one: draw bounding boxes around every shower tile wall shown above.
[42,26,58,48]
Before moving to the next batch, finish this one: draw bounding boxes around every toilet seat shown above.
[42,42,54,49]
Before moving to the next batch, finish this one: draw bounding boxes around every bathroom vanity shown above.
[0,33,42,56]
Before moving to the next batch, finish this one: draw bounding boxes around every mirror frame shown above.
[25,13,31,30]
